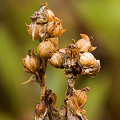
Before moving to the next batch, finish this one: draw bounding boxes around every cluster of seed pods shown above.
[22,2,100,120]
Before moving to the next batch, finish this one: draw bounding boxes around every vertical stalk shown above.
[38,59,47,101]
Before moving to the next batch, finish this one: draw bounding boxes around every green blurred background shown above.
[0,0,120,120]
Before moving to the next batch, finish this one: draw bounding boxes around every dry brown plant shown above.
[22,2,101,120]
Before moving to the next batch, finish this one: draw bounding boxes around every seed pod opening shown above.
[37,41,55,59]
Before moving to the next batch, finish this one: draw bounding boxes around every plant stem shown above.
[37,59,47,101]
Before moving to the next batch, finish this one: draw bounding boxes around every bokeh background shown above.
[0,0,120,120]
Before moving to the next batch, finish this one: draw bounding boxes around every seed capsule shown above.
[37,41,55,59]
[67,87,90,116]
[47,17,66,37]
[74,87,90,108]
[31,2,54,23]
[34,101,48,120]
[47,21,61,36]
[47,37,58,49]
[45,9,55,22]
[76,34,91,52]
[48,51,63,68]
[79,52,96,67]
[25,22,47,42]
[84,59,101,77]
[22,49,40,73]
[25,22,41,41]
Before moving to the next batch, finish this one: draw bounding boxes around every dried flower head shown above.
[30,2,51,24]
[25,2,66,43]
[22,2,101,120]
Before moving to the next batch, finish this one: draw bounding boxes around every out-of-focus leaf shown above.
[71,0,120,58]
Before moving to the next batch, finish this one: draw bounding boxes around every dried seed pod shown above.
[30,3,48,24]
[47,37,58,49]
[25,22,47,42]
[67,105,88,120]
[76,34,96,52]
[46,89,59,111]
[45,9,55,22]
[31,2,54,23]
[22,49,40,73]
[47,20,61,36]
[48,51,63,68]
[37,41,55,59]
[67,87,90,116]
[84,60,101,77]
[74,87,90,108]
[47,17,66,37]
[79,52,97,67]
[34,101,48,120]
[25,22,41,41]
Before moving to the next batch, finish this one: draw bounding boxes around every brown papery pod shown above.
[32,2,55,23]
[79,52,97,68]
[22,49,40,73]
[48,51,63,68]
[37,41,55,59]
[46,90,59,111]
[48,37,58,49]
[34,101,48,120]
[67,87,90,116]
[75,87,90,108]
[76,34,93,52]
[84,59,101,77]
[47,17,66,37]
[25,22,47,42]
[45,9,55,22]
